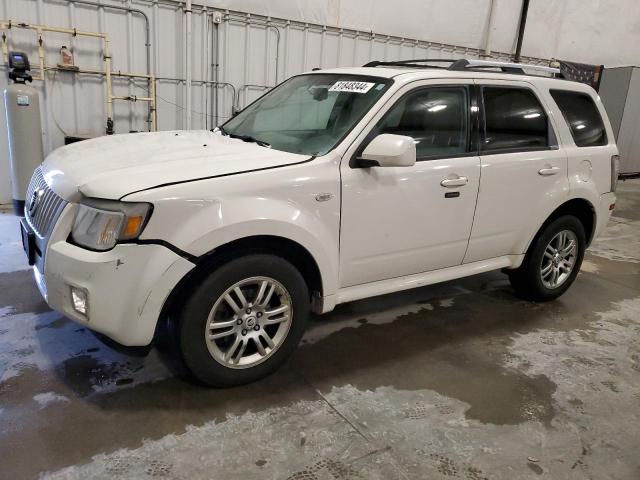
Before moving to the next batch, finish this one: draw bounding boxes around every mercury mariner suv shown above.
[21,59,619,386]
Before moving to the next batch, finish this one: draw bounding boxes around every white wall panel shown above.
[0,0,637,203]
[205,0,640,66]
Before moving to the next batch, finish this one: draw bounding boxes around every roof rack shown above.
[363,58,458,69]
[449,59,560,75]
[363,58,561,77]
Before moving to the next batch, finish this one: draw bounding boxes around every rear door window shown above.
[550,90,608,147]
[481,86,550,153]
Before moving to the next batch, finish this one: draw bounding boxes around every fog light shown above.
[70,287,88,316]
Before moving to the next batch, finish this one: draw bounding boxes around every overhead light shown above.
[576,124,586,129]
[524,113,541,119]
[428,105,447,112]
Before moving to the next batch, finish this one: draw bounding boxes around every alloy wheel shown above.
[540,229,578,289]
[204,276,293,369]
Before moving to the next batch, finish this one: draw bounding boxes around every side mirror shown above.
[357,134,416,168]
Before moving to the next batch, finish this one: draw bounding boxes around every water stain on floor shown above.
[0,270,49,315]
[295,291,560,427]
[35,317,71,331]
[58,355,135,397]
[2,190,640,479]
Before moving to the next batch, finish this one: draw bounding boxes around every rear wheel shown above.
[508,215,586,301]
[178,254,309,387]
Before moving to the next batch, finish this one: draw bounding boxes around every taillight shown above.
[611,154,620,192]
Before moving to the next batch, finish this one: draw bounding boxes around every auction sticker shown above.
[329,81,375,94]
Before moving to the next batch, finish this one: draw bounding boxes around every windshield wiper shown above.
[230,133,271,148]
[216,126,270,147]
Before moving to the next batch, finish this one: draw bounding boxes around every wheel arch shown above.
[526,198,596,253]
[156,235,324,339]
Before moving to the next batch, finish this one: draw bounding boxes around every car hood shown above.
[42,130,311,200]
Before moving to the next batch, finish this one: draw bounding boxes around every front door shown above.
[339,81,481,288]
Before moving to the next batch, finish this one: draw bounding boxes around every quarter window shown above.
[550,90,607,147]
[375,87,469,159]
[481,87,549,152]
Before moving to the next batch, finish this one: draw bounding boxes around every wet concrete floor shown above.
[1,179,639,479]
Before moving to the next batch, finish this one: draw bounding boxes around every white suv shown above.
[21,59,619,386]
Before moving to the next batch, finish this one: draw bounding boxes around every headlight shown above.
[72,199,152,251]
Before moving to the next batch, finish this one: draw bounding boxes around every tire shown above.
[177,254,309,387]
[508,215,586,302]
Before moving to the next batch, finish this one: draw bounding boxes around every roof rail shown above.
[362,59,458,69]
[449,59,560,75]
[362,58,561,77]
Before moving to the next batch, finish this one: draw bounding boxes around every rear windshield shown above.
[550,90,608,147]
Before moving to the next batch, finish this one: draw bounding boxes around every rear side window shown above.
[550,90,607,147]
[481,87,549,152]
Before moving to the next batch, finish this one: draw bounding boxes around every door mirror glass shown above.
[359,133,416,167]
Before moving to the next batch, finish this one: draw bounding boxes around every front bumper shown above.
[33,205,195,346]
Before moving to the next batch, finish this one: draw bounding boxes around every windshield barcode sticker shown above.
[329,81,375,94]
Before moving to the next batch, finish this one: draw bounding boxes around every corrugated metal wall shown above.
[0,0,549,203]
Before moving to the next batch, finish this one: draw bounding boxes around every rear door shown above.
[464,80,569,263]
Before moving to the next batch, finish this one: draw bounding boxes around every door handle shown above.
[440,176,469,188]
[538,166,560,176]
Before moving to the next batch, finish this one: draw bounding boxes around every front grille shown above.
[25,167,67,238]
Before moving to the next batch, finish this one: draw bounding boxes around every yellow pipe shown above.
[43,65,158,132]
[0,21,107,40]
[35,29,45,81]
[150,75,157,131]
[103,38,113,133]
[1,32,8,63]
[1,19,158,132]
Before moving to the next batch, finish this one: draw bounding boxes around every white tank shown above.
[3,82,44,215]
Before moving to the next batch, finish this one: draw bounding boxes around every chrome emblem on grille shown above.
[28,189,43,217]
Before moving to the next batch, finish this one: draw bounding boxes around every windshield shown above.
[221,74,392,156]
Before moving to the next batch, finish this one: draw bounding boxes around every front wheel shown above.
[178,254,309,387]
[508,215,586,302]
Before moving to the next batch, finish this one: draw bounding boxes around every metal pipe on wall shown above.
[0,19,157,133]
[5,0,552,139]
[155,76,235,125]
[50,0,154,129]
[185,0,192,129]
[202,6,208,130]
[130,0,549,67]
[514,0,530,63]
[104,37,114,133]
[482,0,497,58]
[156,76,236,104]
[224,12,281,112]
[213,14,220,126]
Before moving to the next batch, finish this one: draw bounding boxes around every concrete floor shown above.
[1,180,639,480]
